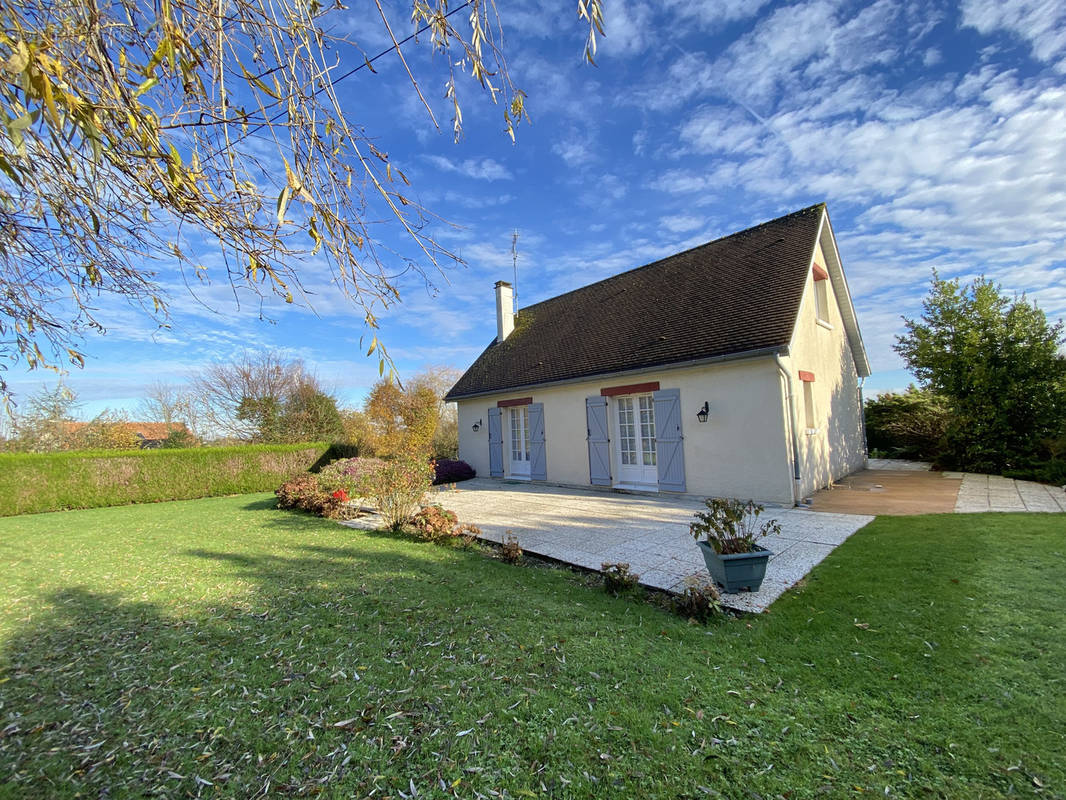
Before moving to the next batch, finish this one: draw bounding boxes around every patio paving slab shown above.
[428,480,872,613]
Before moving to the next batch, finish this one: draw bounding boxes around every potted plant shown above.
[689,498,781,593]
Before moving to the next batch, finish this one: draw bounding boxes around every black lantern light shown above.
[696,401,710,423]
[472,419,482,432]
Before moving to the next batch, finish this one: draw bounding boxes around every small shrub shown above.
[275,473,342,518]
[456,523,482,548]
[318,456,385,497]
[500,532,522,564]
[357,452,435,530]
[432,458,476,485]
[411,503,459,541]
[601,562,641,595]
[673,577,722,622]
[690,498,781,555]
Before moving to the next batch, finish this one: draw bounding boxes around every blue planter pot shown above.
[697,541,772,593]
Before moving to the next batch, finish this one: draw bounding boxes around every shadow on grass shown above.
[2,513,1063,799]
[0,541,608,798]
[240,496,281,512]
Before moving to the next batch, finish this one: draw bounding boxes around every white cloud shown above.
[424,155,513,181]
[663,0,774,27]
[660,214,705,234]
[961,0,1066,69]
[601,1,654,56]
[553,138,595,166]
[679,105,767,154]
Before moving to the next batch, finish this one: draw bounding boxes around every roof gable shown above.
[447,204,863,400]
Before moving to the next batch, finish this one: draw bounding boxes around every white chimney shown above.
[495,280,515,343]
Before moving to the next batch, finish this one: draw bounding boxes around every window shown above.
[638,395,657,466]
[617,395,657,468]
[617,397,637,465]
[803,380,816,430]
[510,406,530,462]
[814,273,830,323]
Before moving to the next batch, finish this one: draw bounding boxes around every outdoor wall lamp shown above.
[472,419,482,432]
[696,401,710,423]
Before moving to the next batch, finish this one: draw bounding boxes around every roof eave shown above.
[444,345,790,402]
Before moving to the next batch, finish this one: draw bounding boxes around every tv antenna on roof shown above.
[511,229,519,316]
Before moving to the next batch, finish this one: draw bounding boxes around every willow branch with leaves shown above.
[0,0,604,398]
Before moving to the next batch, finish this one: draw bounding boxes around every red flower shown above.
[332,489,349,502]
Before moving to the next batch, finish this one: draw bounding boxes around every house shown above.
[445,204,871,505]
[62,421,191,449]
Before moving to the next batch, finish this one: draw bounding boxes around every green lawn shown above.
[0,496,1063,799]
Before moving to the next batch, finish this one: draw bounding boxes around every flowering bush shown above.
[318,456,384,498]
[275,473,352,519]
[412,503,459,541]
[356,451,435,530]
[432,458,476,485]
[411,503,483,543]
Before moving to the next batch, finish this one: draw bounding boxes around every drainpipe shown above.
[858,376,868,460]
[775,351,800,505]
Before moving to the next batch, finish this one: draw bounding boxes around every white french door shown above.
[613,394,657,486]
[508,406,531,477]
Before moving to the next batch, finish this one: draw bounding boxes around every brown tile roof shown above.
[446,204,828,400]
[63,421,190,439]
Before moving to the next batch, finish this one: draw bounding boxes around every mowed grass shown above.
[0,497,1063,799]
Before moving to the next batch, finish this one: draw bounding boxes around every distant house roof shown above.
[447,204,868,400]
[63,421,190,440]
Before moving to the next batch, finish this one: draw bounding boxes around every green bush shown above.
[864,387,950,461]
[0,443,332,516]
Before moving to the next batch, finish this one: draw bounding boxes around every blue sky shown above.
[7,0,1066,420]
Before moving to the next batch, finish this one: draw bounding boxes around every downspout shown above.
[858,376,868,460]
[775,351,801,505]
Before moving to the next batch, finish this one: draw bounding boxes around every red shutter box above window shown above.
[798,371,815,382]
[599,381,661,397]
[497,397,533,408]
[812,263,829,281]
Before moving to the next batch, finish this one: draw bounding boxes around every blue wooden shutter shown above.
[586,396,611,486]
[528,403,547,480]
[654,388,686,492]
[487,407,503,477]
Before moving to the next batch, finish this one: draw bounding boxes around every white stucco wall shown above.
[456,357,797,504]
[785,238,867,499]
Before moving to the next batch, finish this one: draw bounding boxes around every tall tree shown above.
[363,374,440,456]
[8,381,79,451]
[277,382,344,444]
[410,365,462,458]
[895,273,1066,472]
[0,0,603,399]
[136,381,198,436]
[192,350,303,440]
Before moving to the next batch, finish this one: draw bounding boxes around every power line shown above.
[213,0,475,153]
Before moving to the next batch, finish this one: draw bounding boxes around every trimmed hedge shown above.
[0,443,337,516]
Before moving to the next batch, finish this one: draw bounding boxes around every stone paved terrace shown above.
[423,480,872,614]
[954,472,1066,513]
